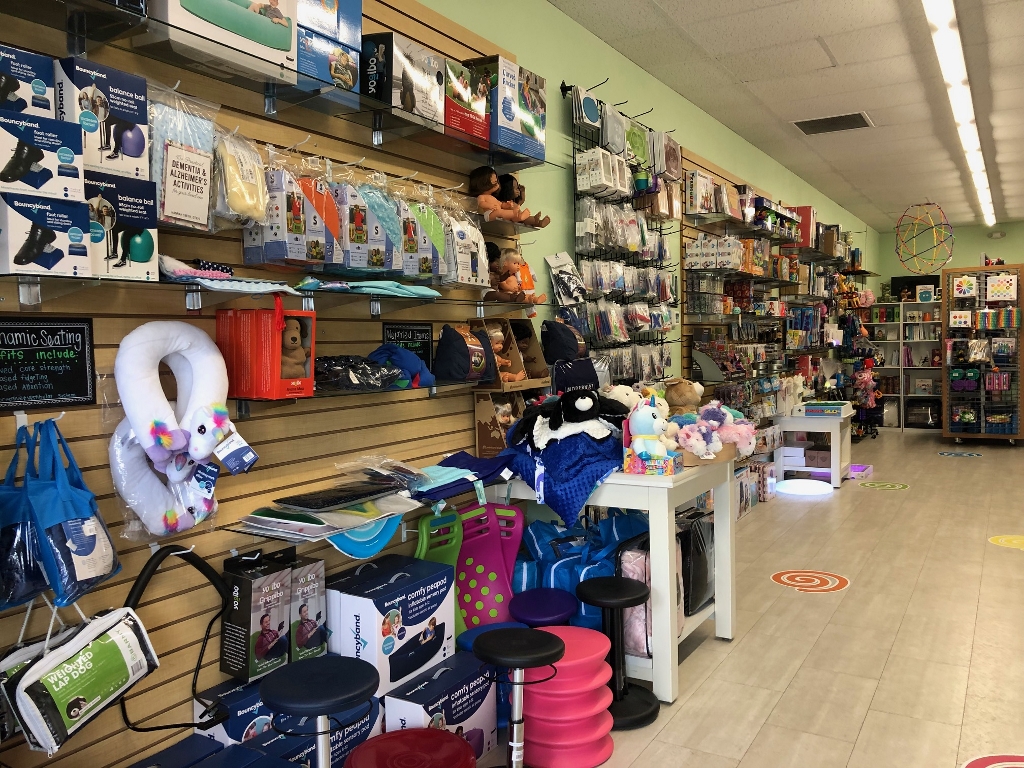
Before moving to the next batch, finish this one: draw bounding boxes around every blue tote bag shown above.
[26,419,120,606]
[0,425,47,611]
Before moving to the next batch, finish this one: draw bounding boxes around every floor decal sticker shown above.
[939,451,983,457]
[961,757,1024,768]
[771,570,850,593]
[989,535,1024,550]
[859,481,909,491]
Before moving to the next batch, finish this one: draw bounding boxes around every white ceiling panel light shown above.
[922,0,997,226]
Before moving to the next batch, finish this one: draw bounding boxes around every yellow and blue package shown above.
[212,130,269,226]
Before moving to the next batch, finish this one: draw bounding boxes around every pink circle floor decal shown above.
[771,570,850,593]
[961,757,1024,768]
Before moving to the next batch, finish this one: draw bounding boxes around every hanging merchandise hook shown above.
[394,171,419,181]
[285,135,312,152]
[337,156,365,168]
[613,100,628,107]
[13,410,26,430]
[519,239,537,247]
[172,80,181,91]
[439,182,463,192]
[628,108,653,119]
[588,77,609,91]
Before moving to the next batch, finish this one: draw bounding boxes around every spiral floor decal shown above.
[961,756,1024,768]
[988,535,1024,551]
[771,570,850,593]
[859,481,910,490]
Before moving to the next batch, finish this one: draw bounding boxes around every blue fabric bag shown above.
[26,419,120,606]
[0,425,47,611]
[522,519,589,563]
[512,556,538,594]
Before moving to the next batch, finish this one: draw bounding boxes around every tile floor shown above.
[601,431,1024,768]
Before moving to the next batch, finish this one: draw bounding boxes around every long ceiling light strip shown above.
[922,0,996,226]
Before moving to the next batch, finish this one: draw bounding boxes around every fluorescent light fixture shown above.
[775,479,834,497]
[923,0,997,227]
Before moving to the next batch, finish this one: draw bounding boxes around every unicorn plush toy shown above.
[628,395,670,459]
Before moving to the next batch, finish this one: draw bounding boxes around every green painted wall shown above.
[421,0,881,290]
[880,222,1024,280]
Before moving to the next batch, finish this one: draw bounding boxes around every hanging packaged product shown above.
[393,193,434,279]
[211,129,269,229]
[147,84,219,231]
[0,43,54,118]
[54,58,148,180]
[411,196,446,279]
[84,172,158,281]
[463,55,546,161]
[243,156,304,266]
[326,175,368,271]
[0,192,91,277]
[360,33,444,127]
[357,173,403,272]
[0,112,83,201]
[0,427,49,613]
[441,210,489,288]
[601,105,627,156]
[625,119,649,169]
[292,156,340,270]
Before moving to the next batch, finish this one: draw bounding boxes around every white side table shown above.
[773,412,853,488]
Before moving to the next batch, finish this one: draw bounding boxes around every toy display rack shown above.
[941,265,1021,443]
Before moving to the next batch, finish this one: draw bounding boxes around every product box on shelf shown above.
[217,308,315,400]
[297,0,360,49]
[685,170,715,215]
[248,698,382,767]
[194,677,274,747]
[0,44,54,118]
[360,33,444,127]
[264,549,327,663]
[54,58,147,180]
[749,456,776,502]
[326,558,455,697]
[143,0,298,84]
[683,442,737,467]
[192,745,267,768]
[127,736,224,767]
[84,171,158,280]
[734,466,751,521]
[444,59,488,144]
[470,317,550,393]
[384,652,498,761]
[296,28,359,96]
[624,447,684,475]
[463,55,546,161]
[0,111,83,200]
[475,391,526,458]
[0,192,91,276]
[220,550,294,683]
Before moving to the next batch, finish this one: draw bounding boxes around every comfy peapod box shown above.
[464,55,545,161]
[84,171,158,281]
[327,558,454,696]
[221,550,293,683]
[0,44,54,118]
[384,652,497,761]
[194,677,275,747]
[54,58,148,180]
[248,698,382,766]
[360,33,444,128]
[0,192,91,276]
[0,112,83,200]
[265,550,327,662]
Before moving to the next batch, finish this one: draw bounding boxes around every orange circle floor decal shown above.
[771,570,850,593]
[961,757,1024,768]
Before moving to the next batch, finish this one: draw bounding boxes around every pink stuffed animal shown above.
[678,423,711,459]
[717,422,757,457]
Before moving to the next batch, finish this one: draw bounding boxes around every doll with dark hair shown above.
[468,166,550,228]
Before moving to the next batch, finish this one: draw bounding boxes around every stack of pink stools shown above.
[523,625,614,767]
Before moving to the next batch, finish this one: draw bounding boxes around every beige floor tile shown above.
[957,695,1024,764]
[767,666,877,742]
[847,711,960,768]
[735,577,787,615]
[829,587,910,633]
[711,631,815,692]
[967,643,1024,704]
[630,742,738,768]
[850,559,922,598]
[905,584,980,620]
[972,611,1024,655]
[671,645,730,711]
[701,609,760,655]
[658,679,781,760]
[747,593,839,642]
[890,612,976,667]
[736,724,853,768]
[871,655,969,725]
[803,623,897,679]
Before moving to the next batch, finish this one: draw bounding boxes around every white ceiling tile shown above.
[778,79,941,122]
[650,0,791,25]
[719,40,835,82]
[821,22,913,66]
[990,65,1024,92]
[745,55,922,104]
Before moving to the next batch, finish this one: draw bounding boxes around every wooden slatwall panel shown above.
[0,5,512,767]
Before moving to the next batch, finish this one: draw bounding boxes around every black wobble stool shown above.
[576,576,660,730]
[260,655,379,768]
[472,627,565,768]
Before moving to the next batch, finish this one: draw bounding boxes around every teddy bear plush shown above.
[281,317,309,379]
[664,378,704,416]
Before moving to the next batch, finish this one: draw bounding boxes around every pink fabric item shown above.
[620,539,685,657]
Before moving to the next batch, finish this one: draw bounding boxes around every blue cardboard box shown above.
[193,745,265,768]
[195,677,274,747]
[126,734,223,768]
[84,171,158,280]
[0,44,54,118]
[464,55,546,161]
[0,192,91,276]
[297,28,359,99]
[248,698,382,766]
[0,112,83,201]
[297,0,361,49]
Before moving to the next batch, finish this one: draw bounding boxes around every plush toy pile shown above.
[665,400,757,460]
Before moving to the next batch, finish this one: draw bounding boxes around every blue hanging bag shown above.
[0,425,47,611]
[26,419,120,606]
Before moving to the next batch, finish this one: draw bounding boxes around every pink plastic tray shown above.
[527,661,612,694]
[525,733,614,768]
[524,685,612,721]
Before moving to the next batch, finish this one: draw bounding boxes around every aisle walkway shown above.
[610,431,1024,768]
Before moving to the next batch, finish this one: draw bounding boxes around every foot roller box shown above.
[84,171,158,280]
[248,697,382,767]
[194,677,275,747]
[264,549,327,662]
[220,550,293,682]
[0,44,54,118]
[326,558,454,696]
[0,112,83,200]
[384,651,497,760]
[0,192,91,276]
[54,58,148,180]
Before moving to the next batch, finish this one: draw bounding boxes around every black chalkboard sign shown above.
[382,322,433,368]
[0,318,95,409]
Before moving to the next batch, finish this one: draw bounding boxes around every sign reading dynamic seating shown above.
[0,317,95,408]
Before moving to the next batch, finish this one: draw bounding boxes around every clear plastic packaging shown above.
[211,128,269,228]
[335,456,430,492]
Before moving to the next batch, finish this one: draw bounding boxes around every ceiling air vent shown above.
[794,112,873,136]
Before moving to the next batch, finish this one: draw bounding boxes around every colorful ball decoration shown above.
[895,203,954,275]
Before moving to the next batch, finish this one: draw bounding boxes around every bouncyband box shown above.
[0,112,83,200]
[0,192,91,276]
[0,43,54,118]
[84,171,158,281]
[220,550,293,682]
[194,677,275,747]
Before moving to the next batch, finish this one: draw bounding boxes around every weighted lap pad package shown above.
[0,624,77,743]
[13,608,158,755]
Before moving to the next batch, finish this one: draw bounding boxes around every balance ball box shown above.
[194,677,275,747]
[464,55,546,161]
[327,558,454,696]
[0,112,83,200]
[0,43,54,118]
[248,698,382,766]
[384,652,497,761]
[84,171,158,280]
[0,192,91,276]
[54,58,147,180]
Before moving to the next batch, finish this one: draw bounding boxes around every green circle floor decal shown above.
[859,481,909,491]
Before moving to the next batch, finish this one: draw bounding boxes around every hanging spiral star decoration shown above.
[895,203,954,275]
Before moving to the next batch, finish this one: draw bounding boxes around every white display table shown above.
[773,411,853,488]
[490,462,735,703]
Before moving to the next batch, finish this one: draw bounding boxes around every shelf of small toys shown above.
[471,317,551,392]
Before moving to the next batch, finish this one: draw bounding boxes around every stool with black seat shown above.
[259,655,379,768]
[576,576,660,730]
[472,627,565,768]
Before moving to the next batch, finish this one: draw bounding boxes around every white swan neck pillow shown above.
[114,321,233,468]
